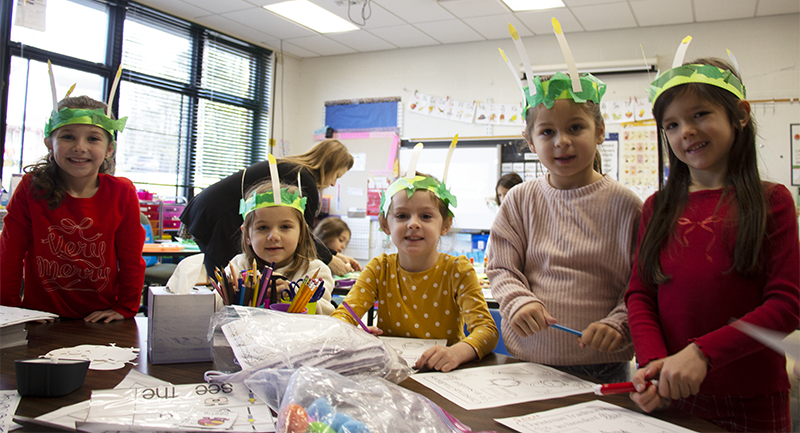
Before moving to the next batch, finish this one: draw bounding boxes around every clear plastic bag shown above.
[245,366,497,433]
[206,306,412,384]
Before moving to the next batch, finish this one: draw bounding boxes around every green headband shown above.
[45,108,127,138]
[648,63,746,104]
[239,189,307,217]
[380,175,457,218]
[524,72,606,112]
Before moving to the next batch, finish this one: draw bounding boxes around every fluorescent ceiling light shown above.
[264,0,359,33]
[502,0,565,12]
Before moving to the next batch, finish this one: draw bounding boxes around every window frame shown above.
[0,0,273,200]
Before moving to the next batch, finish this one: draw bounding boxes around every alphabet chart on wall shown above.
[79,382,275,432]
[619,120,659,201]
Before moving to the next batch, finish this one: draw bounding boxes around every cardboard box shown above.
[147,286,215,364]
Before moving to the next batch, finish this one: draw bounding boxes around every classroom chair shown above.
[139,213,178,315]
[463,309,509,356]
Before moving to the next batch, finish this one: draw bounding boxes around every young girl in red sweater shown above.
[0,94,145,323]
[626,40,800,432]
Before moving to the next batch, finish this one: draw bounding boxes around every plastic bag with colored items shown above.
[206,306,413,384]
[245,366,496,433]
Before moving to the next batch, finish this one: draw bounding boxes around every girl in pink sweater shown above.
[489,22,642,383]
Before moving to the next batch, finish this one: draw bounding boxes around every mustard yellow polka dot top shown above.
[331,253,499,359]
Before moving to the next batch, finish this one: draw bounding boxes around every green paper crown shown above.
[380,175,457,218]
[524,72,607,113]
[239,189,307,217]
[648,64,745,104]
[45,108,127,137]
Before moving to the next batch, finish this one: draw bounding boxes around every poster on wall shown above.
[599,133,618,181]
[792,124,800,185]
[474,102,524,126]
[407,93,476,123]
[619,121,658,202]
[633,97,654,121]
[600,100,628,124]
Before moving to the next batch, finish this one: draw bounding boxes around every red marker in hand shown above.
[593,380,656,395]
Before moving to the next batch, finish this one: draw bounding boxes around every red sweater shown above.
[626,184,800,397]
[0,174,146,319]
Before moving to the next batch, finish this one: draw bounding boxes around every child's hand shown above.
[367,326,383,335]
[84,309,124,323]
[328,256,350,276]
[653,343,708,400]
[578,323,623,352]
[630,365,671,413]
[337,253,362,272]
[510,302,556,337]
[415,343,476,372]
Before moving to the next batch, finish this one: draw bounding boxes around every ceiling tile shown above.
[436,0,508,19]
[284,35,358,56]
[563,0,625,6]
[630,0,694,26]
[695,0,757,21]
[371,0,455,24]
[367,24,441,48]
[515,8,583,34]
[221,7,318,39]
[193,14,278,44]
[570,2,638,31]
[414,19,486,44]
[462,14,533,40]
[174,0,252,14]
[305,0,406,29]
[326,30,399,52]
[135,0,215,20]
[756,0,800,15]
[278,41,321,58]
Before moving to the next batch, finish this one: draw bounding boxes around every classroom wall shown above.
[276,14,800,202]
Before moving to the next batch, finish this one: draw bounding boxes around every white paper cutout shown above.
[42,344,139,370]
[379,336,446,367]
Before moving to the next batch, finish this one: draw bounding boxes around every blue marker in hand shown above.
[550,323,583,337]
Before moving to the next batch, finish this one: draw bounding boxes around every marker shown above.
[550,323,582,337]
[342,301,371,334]
[594,380,655,396]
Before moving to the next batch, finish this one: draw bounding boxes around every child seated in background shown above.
[331,150,498,372]
[313,217,358,273]
[230,177,334,314]
[0,95,144,323]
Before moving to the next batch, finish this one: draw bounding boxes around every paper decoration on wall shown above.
[633,97,654,121]
[474,102,524,126]
[408,92,476,123]
[619,122,658,202]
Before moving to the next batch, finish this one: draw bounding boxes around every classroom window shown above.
[1,0,272,200]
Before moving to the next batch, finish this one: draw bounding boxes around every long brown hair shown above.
[25,96,117,209]
[281,139,354,190]
[637,58,766,287]
[240,181,317,278]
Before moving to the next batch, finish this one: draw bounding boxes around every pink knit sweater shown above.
[488,175,642,366]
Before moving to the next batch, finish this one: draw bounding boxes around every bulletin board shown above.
[792,124,800,185]
[398,142,500,232]
[320,132,399,215]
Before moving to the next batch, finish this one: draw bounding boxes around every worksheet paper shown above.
[379,336,447,366]
[78,382,274,432]
[34,370,170,430]
[0,305,57,327]
[495,400,696,433]
[411,363,594,410]
[0,390,21,432]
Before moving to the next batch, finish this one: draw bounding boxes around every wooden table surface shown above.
[0,318,723,432]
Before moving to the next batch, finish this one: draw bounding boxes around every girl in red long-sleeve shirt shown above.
[0,95,145,323]
[625,46,800,432]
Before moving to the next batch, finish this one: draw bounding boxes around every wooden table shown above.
[0,319,722,432]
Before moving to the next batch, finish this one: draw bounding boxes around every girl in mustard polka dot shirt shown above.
[331,171,498,372]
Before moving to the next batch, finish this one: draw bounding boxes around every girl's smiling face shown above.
[245,206,301,268]
[525,99,604,190]
[380,189,451,272]
[45,124,113,188]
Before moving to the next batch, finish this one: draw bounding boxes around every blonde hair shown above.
[25,95,117,209]
[281,139,354,190]
[239,181,317,277]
